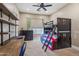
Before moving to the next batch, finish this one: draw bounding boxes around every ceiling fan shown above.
[32,3,52,11]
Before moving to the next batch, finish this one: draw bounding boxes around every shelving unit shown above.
[0,3,19,45]
[42,18,71,50]
[43,21,53,34]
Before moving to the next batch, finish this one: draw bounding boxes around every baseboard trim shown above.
[72,45,79,51]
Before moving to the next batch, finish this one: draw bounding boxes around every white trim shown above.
[72,45,79,51]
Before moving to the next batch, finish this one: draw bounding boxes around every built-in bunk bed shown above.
[41,18,71,52]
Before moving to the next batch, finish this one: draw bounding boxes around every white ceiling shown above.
[16,3,67,15]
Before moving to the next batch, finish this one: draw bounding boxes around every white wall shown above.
[19,13,50,30]
[50,3,79,47]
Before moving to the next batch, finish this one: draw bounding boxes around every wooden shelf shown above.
[0,18,18,26]
[0,3,19,46]
[0,3,18,20]
[44,21,53,25]
[0,32,9,34]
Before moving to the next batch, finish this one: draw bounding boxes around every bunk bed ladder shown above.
[44,25,56,52]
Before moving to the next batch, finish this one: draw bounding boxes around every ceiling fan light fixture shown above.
[32,3,52,11]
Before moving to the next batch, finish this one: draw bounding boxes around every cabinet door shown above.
[3,34,9,42]
[57,18,71,48]
[57,18,71,31]
[0,23,1,44]
[3,23,9,32]
[16,26,19,36]
[3,23,9,42]
[10,25,15,38]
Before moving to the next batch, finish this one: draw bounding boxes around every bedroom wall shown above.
[50,3,79,47]
[19,13,50,30]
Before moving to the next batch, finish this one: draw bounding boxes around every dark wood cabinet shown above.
[57,18,71,31]
[57,18,71,49]
[19,30,33,41]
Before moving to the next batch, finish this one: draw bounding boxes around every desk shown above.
[0,38,24,56]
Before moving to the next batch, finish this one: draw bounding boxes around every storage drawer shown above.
[3,34,9,42]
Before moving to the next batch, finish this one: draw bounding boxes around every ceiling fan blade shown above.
[42,7,47,11]
[37,7,41,11]
[32,5,40,7]
[44,5,52,7]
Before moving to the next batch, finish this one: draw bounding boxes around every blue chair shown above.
[19,42,26,56]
